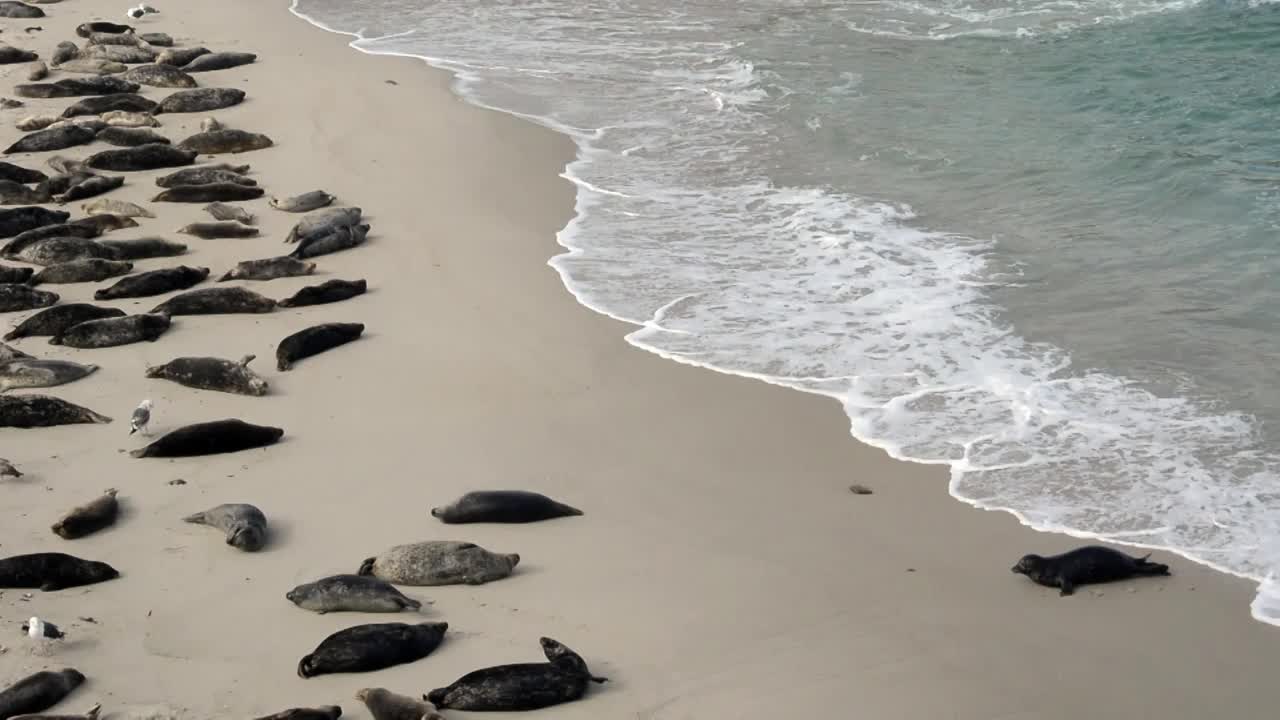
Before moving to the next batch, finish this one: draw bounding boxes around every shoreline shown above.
[0,1,1277,718]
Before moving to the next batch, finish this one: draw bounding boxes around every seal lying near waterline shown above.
[297,622,448,679]
[356,689,444,720]
[4,303,124,340]
[129,418,283,458]
[50,312,170,348]
[276,323,364,371]
[182,52,256,72]
[184,503,268,551]
[145,354,267,396]
[121,63,196,89]
[51,488,118,539]
[0,358,99,393]
[425,637,608,712]
[431,491,584,524]
[358,541,519,587]
[0,552,118,590]
[278,279,367,308]
[0,669,86,719]
[1011,545,1170,596]
[150,286,275,316]
[286,575,423,614]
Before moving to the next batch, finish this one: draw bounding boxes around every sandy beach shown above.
[1,0,1279,718]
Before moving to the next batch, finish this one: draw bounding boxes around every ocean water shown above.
[290,0,1280,624]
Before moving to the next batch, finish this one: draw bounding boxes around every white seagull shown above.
[130,398,152,436]
[23,616,64,640]
[125,3,159,19]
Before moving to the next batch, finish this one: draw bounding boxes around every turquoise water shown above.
[291,0,1280,623]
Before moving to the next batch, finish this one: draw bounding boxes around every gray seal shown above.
[4,124,96,154]
[286,574,422,614]
[4,303,124,340]
[95,265,207,299]
[56,59,127,76]
[96,126,170,147]
[156,164,254,188]
[277,322,364,371]
[81,45,155,64]
[83,198,154,217]
[121,63,196,88]
[251,707,341,720]
[130,418,284,458]
[7,237,117,266]
[183,502,268,551]
[177,221,258,239]
[297,622,448,679]
[203,202,253,223]
[182,52,256,72]
[97,236,187,259]
[99,109,156,126]
[0,262,34,283]
[153,182,264,203]
[50,41,78,66]
[67,213,137,234]
[0,358,99,392]
[0,553,117,590]
[356,689,444,720]
[51,488,118,539]
[0,670,86,719]
[220,257,314,282]
[3,222,100,255]
[14,76,139,98]
[284,206,361,244]
[0,43,37,64]
[357,541,519,587]
[150,286,276,316]
[1012,545,1171,596]
[426,637,608,712]
[176,129,273,154]
[270,190,334,213]
[291,223,369,260]
[155,46,209,67]
[56,174,126,203]
[0,342,32,361]
[85,143,195,171]
[431,491,583,524]
[50,312,171,348]
[0,206,68,237]
[29,258,133,285]
[0,160,47,183]
[279,279,367,308]
[60,92,156,118]
[0,179,50,204]
[156,87,244,114]
[0,284,58,312]
[0,2,45,19]
[145,354,268,396]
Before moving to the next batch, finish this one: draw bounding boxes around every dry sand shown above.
[1,0,1279,718]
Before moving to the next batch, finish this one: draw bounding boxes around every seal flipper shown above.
[424,690,448,707]
[1058,577,1075,596]
[1134,554,1171,575]
[183,511,209,525]
[396,596,422,611]
[357,557,377,576]
[591,675,609,683]
[40,580,64,591]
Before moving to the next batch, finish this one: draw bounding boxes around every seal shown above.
[0,179,50,204]
[75,21,133,37]
[139,33,174,47]
[156,164,253,188]
[0,43,38,64]
[87,30,148,47]
[155,46,208,67]
[3,303,124,340]
[0,160,46,183]
[60,93,156,118]
[96,126,170,147]
[83,198,154,218]
[145,354,268,396]
[270,190,334,213]
[0,342,32,361]
[13,114,55,131]
[7,237,118,266]
[0,2,44,19]
[100,110,157,126]
[287,575,423,614]
[284,207,362,244]
[203,202,254,224]
[0,670,86,719]
[297,622,448,679]
[95,265,207,300]
[153,182,265,203]
[0,206,67,237]
[4,124,96,154]
[14,76,139,98]
[68,213,136,234]
[50,312,171,348]
[277,322,364,371]
[425,637,608,712]
[0,262,34,284]
[51,488,118,539]
[1011,545,1171,596]
[357,541,519,587]
[82,45,155,64]
[98,236,187,259]
[182,52,256,72]
[0,358,99,392]
[431,491,584,524]
[155,87,244,114]
[85,143,195,171]
[0,222,97,257]
[251,707,341,720]
[150,286,276,316]
[121,63,196,88]
[0,553,117,589]
[56,174,126,203]
[177,221,258,239]
[220,257,314,282]
[356,689,444,720]
[9,702,102,720]
[290,223,369,260]
[27,60,48,82]
[49,41,78,66]
[0,457,22,478]
[0,284,58,312]
[129,418,284,458]
[176,129,273,155]
[183,503,268,551]
[201,117,224,132]
[0,395,111,427]
[278,279,367,309]
[29,258,133,285]
[55,59,128,76]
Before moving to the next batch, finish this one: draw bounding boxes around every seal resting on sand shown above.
[0,358,99,393]
[0,669,86,719]
[251,707,341,720]
[432,490,584,524]
[95,266,206,300]
[155,164,253,188]
[0,263,33,284]
[276,323,363,371]
[85,143,194,171]
[297,622,448,679]
[356,688,444,720]
[278,279,366,308]
[176,128,272,154]
[155,87,244,114]
[1011,545,1171,596]
[96,236,186,260]
[183,503,268,551]
[0,206,67,238]
[150,286,275,316]
[4,303,123,340]
[284,206,361,244]
[0,284,57,312]
[129,418,283,458]
[153,182,264,203]
[358,541,519,587]
[426,637,608,712]
[286,575,422,614]
[203,201,253,223]
[29,259,133,285]
[145,354,268,396]
[51,488,118,539]
[290,223,368,260]
[10,702,103,719]
[0,394,110,427]
[220,257,314,282]
[50,313,171,348]
[177,221,258,239]
[0,553,118,590]
[270,190,334,213]
[182,52,256,72]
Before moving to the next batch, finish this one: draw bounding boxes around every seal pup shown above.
[122,64,195,89]
[56,59,128,76]
[0,394,111,427]
[431,491,584,524]
[283,205,362,242]
[96,126,170,147]
[203,202,253,223]
[150,286,276,316]
[0,553,117,589]
[4,304,124,340]
[356,689,444,720]
[129,398,150,435]
[221,257,314,282]
[51,489,119,539]
[0,670,86,719]
[0,2,44,19]
[297,622,448,679]
[176,129,273,154]
[153,182,264,202]
[7,237,117,266]
[95,265,206,299]
[129,418,284,458]
[155,87,244,114]
[14,76,139,98]
[29,259,133,285]
[97,236,186,259]
[100,110,157,127]
[1011,545,1171,596]
[277,322,364,371]
[156,164,253,187]
[155,46,209,67]
[0,458,21,478]
[426,637,608,712]
[85,143,194,171]
[183,503,268,551]
[358,541,519,587]
[83,198,153,218]
[60,93,156,118]
[145,354,268,396]
[50,312,171,348]
[0,206,68,238]
[10,702,101,720]
[251,707,341,720]
[287,575,423,614]
[291,223,369,260]
[4,124,96,154]
[177,221,258,239]
[0,358,99,392]
[0,284,58,312]
[0,263,34,283]
[76,21,134,37]
[182,52,256,72]
[0,160,46,183]
[279,279,367,308]
[270,191,334,213]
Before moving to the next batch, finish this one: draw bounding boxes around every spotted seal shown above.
[0,179,50,204]
[60,92,156,117]
[278,279,367,308]
[431,491,584,524]
[4,124,96,154]
[97,236,186,259]
[95,265,207,300]
[0,2,45,19]
[121,63,195,88]
[4,303,124,340]
[30,258,133,285]
[155,46,208,67]
[270,190,333,213]
[182,52,256,72]
[177,221,258,239]
[0,358,99,392]
[100,110,157,126]
[356,689,444,720]
[0,262,34,283]
[0,160,46,183]
[150,286,276,316]
[0,284,58,312]
[83,198,154,218]
[14,75,138,98]
[145,354,268,396]
[129,418,283,458]
[96,126,170,147]
[0,43,38,64]
[85,143,194,171]
[203,201,253,223]
[51,489,118,539]
[0,206,67,237]
[1012,545,1171,596]
[0,395,111,427]
[357,540,519,587]
[297,622,448,679]
[50,312,171,348]
[56,59,127,75]
[284,206,362,244]
[286,575,423,614]
[82,45,155,64]
[155,164,253,188]
[0,552,117,589]
[7,237,117,266]
[276,322,363,371]
[220,257,314,282]
[75,21,133,37]
[0,670,86,719]
[56,174,126,203]
[290,223,369,260]
[155,87,244,114]
[425,637,608,711]
[153,182,264,203]
[176,129,273,154]
[183,503,268,551]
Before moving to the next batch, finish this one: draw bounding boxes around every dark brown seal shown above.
[1011,545,1171,596]
[297,622,448,679]
[426,637,608,711]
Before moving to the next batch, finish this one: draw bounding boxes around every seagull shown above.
[130,398,152,436]
[125,3,158,19]
[22,616,64,640]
